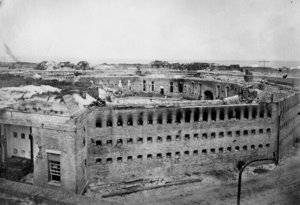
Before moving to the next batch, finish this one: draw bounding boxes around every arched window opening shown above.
[151,81,155,91]
[198,84,202,100]
[157,113,163,124]
[211,109,217,121]
[244,107,249,119]
[167,111,172,124]
[235,108,241,120]
[166,153,172,158]
[127,115,133,126]
[106,140,113,146]
[166,135,172,142]
[220,108,225,120]
[117,115,123,126]
[228,108,234,119]
[203,109,208,122]
[194,108,200,121]
[216,85,221,99]
[191,82,194,95]
[137,137,143,144]
[143,80,146,91]
[96,117,102,128]
[170,82,174,93]
[157,136,162,142]
[147,113,153,124]
[259,107,265,118]
[116,139,123,146]
[225,86,229,97]
[175,109,182,123]
[178,81,183,93]
[267,106,272,118]
[107,117,113,127]
[185,109,191,123]
[252,106,257,119]
[137,112,143,125]
[204,90,214,100]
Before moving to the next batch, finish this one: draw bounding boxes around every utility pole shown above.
[237,158,276,205]
[237,102,280,204]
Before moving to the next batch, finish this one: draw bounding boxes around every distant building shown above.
[150,60,170,68]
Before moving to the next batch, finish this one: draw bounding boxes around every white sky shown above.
[0,0,299,63]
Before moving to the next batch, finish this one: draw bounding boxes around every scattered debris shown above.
[89,98,106,107]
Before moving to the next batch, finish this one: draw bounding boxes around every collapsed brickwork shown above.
[0,75,299,196]
[79,76,241,100]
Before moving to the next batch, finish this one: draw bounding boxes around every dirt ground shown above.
[107,144,300,205]
[1,144,299,205]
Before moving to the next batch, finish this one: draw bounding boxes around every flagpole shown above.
[4,42,18,62]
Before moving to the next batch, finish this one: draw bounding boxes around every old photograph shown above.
[0,0,299,204]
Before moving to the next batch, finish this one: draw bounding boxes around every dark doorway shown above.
[204,91,214,100]
[29,134,33,164]
[178,82,183,93]
[160,88,164,95]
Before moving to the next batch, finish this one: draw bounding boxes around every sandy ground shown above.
[0,85,61,108]
[106,144,300,205]
[0,144,299,205]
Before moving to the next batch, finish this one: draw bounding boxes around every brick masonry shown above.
[0,77,299,194]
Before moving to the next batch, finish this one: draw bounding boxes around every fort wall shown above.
[277,93,300,159]
[87,103,276,183]
[80,77,241,100]
[32,127,77,192]
[4,125,31,159]
[0,109,89,194]
[0,75,299,194]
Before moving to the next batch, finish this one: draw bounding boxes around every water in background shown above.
[5,55,300,69]
[90,59,300,68]
[206,60,300,69]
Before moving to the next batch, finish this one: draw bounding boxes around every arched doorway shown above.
[160,87,164,95]
[204,90,214,100]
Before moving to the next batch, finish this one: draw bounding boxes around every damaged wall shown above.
[277,93,300,160]
[0,107,89,194]
[5,125,31,159]
[87,103,277,184]
[79,76,241,100]
[32,127,78,192]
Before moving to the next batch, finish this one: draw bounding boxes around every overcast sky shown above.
[0,0,299,63]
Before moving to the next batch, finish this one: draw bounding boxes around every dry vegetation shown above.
[0,73,91,97]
